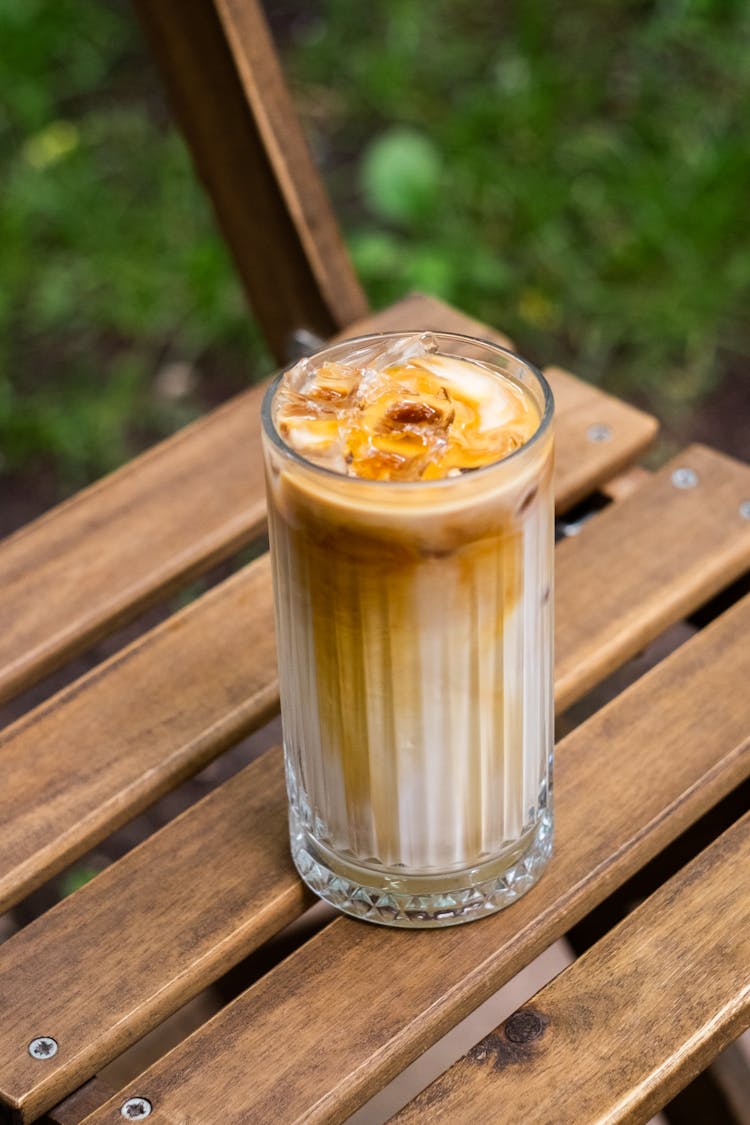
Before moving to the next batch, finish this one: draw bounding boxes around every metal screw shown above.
[120,1098,152,1119]
[28,1037,58,1060]
[671,467,699,489]
[586,422,612,443]
[740,500,750,520]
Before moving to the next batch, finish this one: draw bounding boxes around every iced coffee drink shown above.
[262,332,554,927]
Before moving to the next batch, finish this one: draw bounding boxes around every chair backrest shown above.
[133,0,369,363]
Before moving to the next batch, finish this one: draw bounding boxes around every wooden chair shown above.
[0,2,748,1122]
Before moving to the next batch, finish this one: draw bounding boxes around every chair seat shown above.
[1,297,748,1124]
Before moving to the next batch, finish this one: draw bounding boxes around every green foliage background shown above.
[0,0,260,486]
[1,0,749,490]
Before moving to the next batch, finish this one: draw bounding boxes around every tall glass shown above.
[262,332,554,927]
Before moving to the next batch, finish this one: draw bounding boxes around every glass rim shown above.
[261,330,554,488]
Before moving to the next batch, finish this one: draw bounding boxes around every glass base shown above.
[290,809,553,928]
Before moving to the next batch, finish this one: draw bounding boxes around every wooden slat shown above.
[555,443,750,711]
[41,1080,114,1125]
[133,0,368,361]
[0,556,276,913]
[0,295,657,707]
[3,593,750,1123]
[0,748,300,1124]
[68,593,750,1125]
[0,382,264,707]
[396,815,750,1124]
[600,463,651,502]
[2,446,746,917]
[545,366,658,511]
[1,443,747,921]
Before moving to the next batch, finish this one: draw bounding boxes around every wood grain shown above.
[1,441,746,926]
[4,592,748,1123]
[0,748,306,1124]
[3,446,744,918]
[40,1079,114,1125]
[555,444,750,711]
[0,294,656,707]
[545,365,658,510]
[0,555,277,914]
[396,815,750,1124]
[0,380,265,707]
[133,0,368,361]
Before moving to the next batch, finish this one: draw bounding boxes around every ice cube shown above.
[345,381,452,481]
[283,356,316,395]
[358,331,439,374]
[282,359,359,404]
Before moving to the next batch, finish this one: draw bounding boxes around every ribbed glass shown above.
[262,333,554,927]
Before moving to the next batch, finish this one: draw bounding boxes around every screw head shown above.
[740,500,750,520]
[28,1036,58,1059]
[120,1098,152,1119]
[671,467,699,489]
[586,422,612,443]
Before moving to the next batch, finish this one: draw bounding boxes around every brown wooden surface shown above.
[13,592,747,1125]
[600,463,651,501]
[0,749,305,1124]
[0,383,266,708]
[3,454,737,1119]
[41,1080,114,1125]
[545,366,658,511]
[396,815,750,1125]
[0,557,276,913]
[3,445,744,919]
[555,443,750,711]
[133,0,368,361]
[0,294,656,708]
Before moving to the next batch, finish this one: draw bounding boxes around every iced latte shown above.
[262,332,554,927]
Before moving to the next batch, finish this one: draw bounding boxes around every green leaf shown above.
[348,229,403,276]
[404,245,455,300]
[59,865,98,897]
[360,128,442,225]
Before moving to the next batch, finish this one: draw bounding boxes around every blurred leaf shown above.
[403,246,455,299]
[361,127,442,224]
[348,229,403,275]
[59,865,98,897]
[3,0,750,494]
[23,119,79,168]
[290,0,750,411]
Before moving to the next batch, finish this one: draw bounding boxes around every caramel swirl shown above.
[274,353,540,481]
